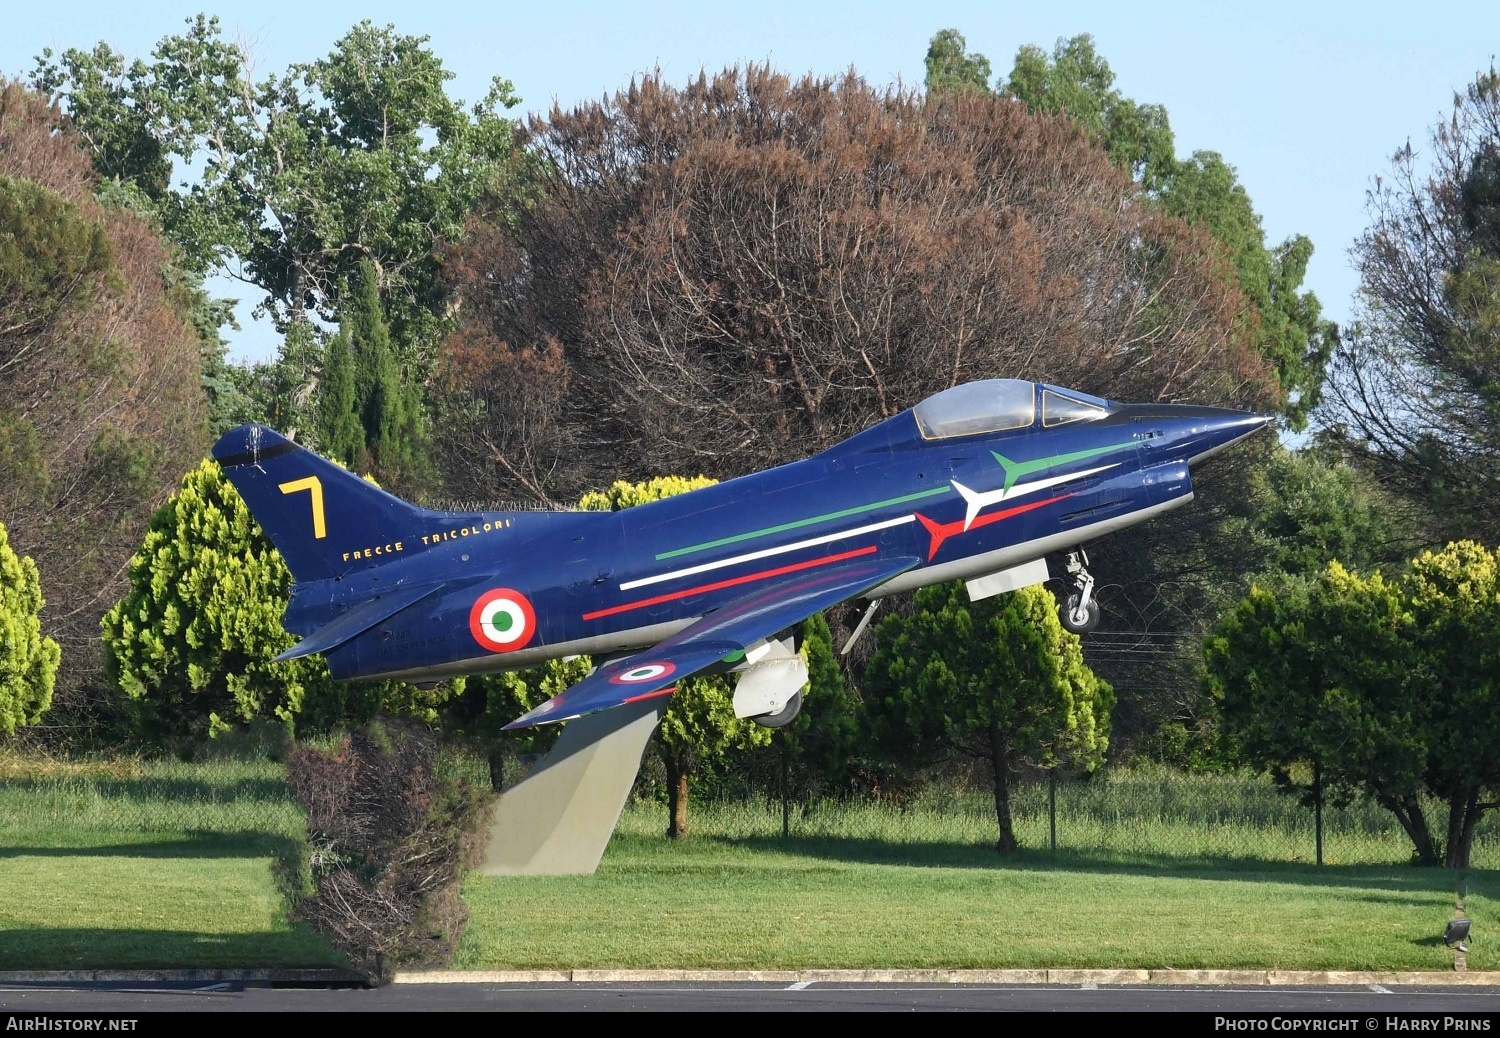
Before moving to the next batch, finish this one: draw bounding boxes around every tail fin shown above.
[213,424,434,583]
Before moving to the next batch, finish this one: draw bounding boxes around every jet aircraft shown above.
[214,378,1270,733]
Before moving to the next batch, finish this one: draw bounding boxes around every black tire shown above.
[1060,593,1100,634]
[752,690,803,729]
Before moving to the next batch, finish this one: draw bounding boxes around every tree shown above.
[995,33,1334,428]
[577,475,773,837]
[318,329,364,468]
[924,29,992,94]
[1219,447,1423,588]
[1322,66,1500,544]
[241,318,320,444]
[0,81,207,706]
[32,17,524,350]
[1402,542,1500,867]
[1001,33,1176,192]
[100,460,450,747]
[284,719,492,982]
[1116,442,1413,768]
[341,261,428,492]
[1207,543,1500,868]
[1158,154,1336,428]
[865,582,1113,852]
[437,65,1270,504]
[0,521,61,737]
[780,612,861,801]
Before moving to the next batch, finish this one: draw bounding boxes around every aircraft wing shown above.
[503,552,921,729]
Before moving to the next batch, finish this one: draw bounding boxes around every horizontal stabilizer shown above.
[274,583,445,662]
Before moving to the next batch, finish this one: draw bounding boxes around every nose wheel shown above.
[1057,549,1099,635]
[752,690,802,728]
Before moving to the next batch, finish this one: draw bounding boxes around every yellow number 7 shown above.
[278,476,327,539]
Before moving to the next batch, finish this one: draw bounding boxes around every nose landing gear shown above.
[1057,549,1099,635]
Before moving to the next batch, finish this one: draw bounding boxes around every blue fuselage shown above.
[298,391,1266,683]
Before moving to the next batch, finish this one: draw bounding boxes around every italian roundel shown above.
[469,588,537,653]
[609,661,677,685]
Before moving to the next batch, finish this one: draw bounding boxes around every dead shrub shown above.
[283,719,494,983]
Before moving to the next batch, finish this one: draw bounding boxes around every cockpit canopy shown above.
[912,379,1110,440]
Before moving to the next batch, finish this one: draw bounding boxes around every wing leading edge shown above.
[503,552,921,729]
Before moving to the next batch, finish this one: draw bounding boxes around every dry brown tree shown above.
[0,81,206,714]
[284,721,492,982]
[435,66,1275,503]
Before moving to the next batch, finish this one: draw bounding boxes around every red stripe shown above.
[917,494,1071,560]
[583,545,879,621]
[623,686,679,704]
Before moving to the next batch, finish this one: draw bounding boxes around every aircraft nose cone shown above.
[1188,410,1275,464]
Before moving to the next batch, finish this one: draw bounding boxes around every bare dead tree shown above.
[436,66,1274,502]
[1320,66,1500,543]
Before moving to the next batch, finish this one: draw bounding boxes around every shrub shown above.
[283,719,493,982]
[0,520,60,736]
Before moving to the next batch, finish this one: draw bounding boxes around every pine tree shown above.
[318,328,363,467]
[343,260,427,490]
[100,460,454,747]
[0,520,60,736]
[866,582,1113,852]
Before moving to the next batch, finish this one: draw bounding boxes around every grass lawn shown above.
[0,755,340,970]
[5,754,1497,972]
[458,777,1500,972]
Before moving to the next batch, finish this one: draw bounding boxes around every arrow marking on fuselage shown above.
[917,494,1071,560]
[992,440,1137,492]
[620,515,914,592]
[953,463,1118,530]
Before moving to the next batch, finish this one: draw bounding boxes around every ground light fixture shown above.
[1443,916,1472,952]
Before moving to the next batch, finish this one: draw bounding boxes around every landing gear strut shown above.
[1057,549,1099,635]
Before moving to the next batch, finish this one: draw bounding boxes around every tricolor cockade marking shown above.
[469,588,537,653]
[609,661,677,685]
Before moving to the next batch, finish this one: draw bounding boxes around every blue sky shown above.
[5,1,1498,363]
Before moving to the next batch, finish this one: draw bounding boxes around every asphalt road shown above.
[5,981,1500,1013]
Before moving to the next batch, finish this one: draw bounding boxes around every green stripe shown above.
[992,441,1138,491]
[656,486,952,560]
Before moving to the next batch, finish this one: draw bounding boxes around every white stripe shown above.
[954,464,1120,530]
[1368,984,1391,994]
[620,515,916,591]
[786,980,814,990]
